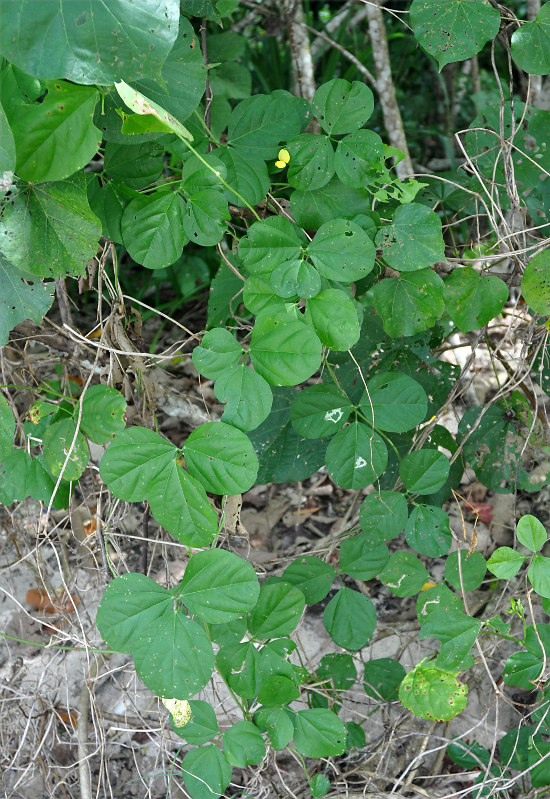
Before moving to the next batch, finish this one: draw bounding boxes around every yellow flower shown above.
[275,148,290,169]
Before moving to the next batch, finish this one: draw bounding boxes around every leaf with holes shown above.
[405,505,452,557]
[380,552,430,597]
[359,491,408,543]
[0,256,55,347]
[323,587,377,651]
[286,133,335,191]
[312,79,374,134]
[410,0,501,69]
[79,385,126,444]
[184,421,259,495]
[326,421,388,490]
[399,663,468,721]
[177,549,259,624]
[334,129,384,187]
[183,190,229,246]
[308,218,376,283]
[270,258,321,300]
[372,270,444,338]
[375,203,444,272]
[444,267,508,332]
[522,250,550,315]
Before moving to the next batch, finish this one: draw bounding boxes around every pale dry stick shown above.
[526,588,548,683]
[303,20,376,87]
[121,293,202,340]
[62,325,188,361]
[216,242,245,280]
[310,3,370,58]
[283,0,316,103]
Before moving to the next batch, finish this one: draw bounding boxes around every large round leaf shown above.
[405,505,452,557]
[323,587,377,651]
[286,133,335,191]
[217,147,270,207]
[339,535,389,581]
[184,421,259,495]
[308,219,376,282]
[360,372,428,433]
[192,328,242,380]
[375,203,444,272]
[171,700,219,744]
[445,550,487,592]
[121,191,187,269]
[292,709,347,758]
[400,450,450,495]
[326,422,388,490]
[334,130,384,188]
[270,258,321,300]
[444,267,508,332]
[79,385,126,444]
[182,190,229,246]
[399,664,468,721]
[282,556,335,604]
[410,0,500,69]
[248,582,305,638]
[148,462,218,548]
[380,552,430,597]
[99,427,177,502]
[305,289,360,351]
[43,417,89,481]
[359,491,408,543]
[0,0,180,85]
[312,79,374,134]
[521,250,550,315]
[511,4,550,76]
[7,81,100,183]
[96,573,170,652]
[215,365,273,432]
[364,658,406,701]
[181,745,232,799]
[249,316,322,386]
[290,385,353,439]
[178,549,259,624]
[223,721,266,767]
[238,216,304,275]
[291,175,372,230]
[372,269,445,338]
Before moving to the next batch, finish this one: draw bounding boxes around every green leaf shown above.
[290,385,353,439]
[249,388,327,483]
[529,741,550,788]
[208,617,247,648]
[249,315,322,387]
[103,141,164,191]
[444,267,508,332]
[292,709,347,758]
[445,551,487,592]
[183,190,230,246]
[359,372,428,433]
[207,262,243,328]
[0,449,32,504]
[359,491,408,543]
[99,427,177,502]
[184,421,259,495]
[317,653,357,690]
[134,18,205,122]
[239,216,304,275]
[517,514,547,553]
[114,81,193,143]
[448,739,491,770]
[0,0,180,85]
[326,421,388,490]
[178,549,259,624]
[372,269,445,338]
[254,707,294,750]
[281,556,335,604]
[405,505,451,557]
[270,259,321,300]
[528,555,550,599]
[0,394,14,458]
[0,100,15,189]
[410,0,501,69]
[311,774,331,798]
[323,587,376,651]
[334,130,384,188]
[363,658,406,701]
[217,147,270,206]
[227,92,305,159]
[486,547,524,580]
[400,450,450,495]
[79,385,126,444]
[286,134,335,191]
[375,203,444,272]
[291,175,372,230]
[42,417,89,481]
[181,745,232,799]
[339,536,389,581]
[148,463,218,547]
[312,79,374,134]
[0,174,101,278]
[399,664,468,721]
[417,583,463,625]
[522,250,550,315]
[502,651,543,689]
[223,721,265,767]
[380,552,430,597]
[243,274,289,316]
[96,573,214,698]
[500,726,540,771]
[216,642,262,699]
[171,700,219,744]
[215,365,273,432]
[511,4,550,76]
[121,192,187,270]
[192,328,242,380]
[345,722,366,750]
[305,289,360,351]
[0,257,54,347]
[419,608,481,670]
[7,80,100,183]
[308,219,376,283]
[258,675,300,707]
[248,582,305,638]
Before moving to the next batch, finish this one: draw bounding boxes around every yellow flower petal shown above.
[277,148,290,163]
[162,697,191,727]
[275,160,286,169]
[420,581,438,592]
